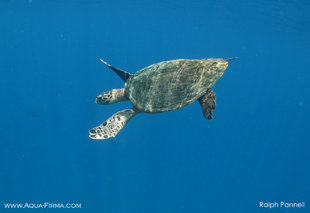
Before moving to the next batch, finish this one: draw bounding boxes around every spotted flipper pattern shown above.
[198,89,216,120]
[89,109,138,140]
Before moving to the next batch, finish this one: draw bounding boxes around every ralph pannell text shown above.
[259,201,305,209]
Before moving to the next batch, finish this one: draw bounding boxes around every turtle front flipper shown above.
[96,88,128,105]
[198,89,216,120]
[100,59,132,82]
[89,109,139,140]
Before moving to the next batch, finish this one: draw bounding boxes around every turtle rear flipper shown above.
[198,89,216,120]
[89,109,138,140]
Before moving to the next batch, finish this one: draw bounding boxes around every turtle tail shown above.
[225,57,238,61]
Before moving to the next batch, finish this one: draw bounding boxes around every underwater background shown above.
[1,0,309,212]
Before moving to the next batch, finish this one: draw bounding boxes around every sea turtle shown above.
[89,57,237,140]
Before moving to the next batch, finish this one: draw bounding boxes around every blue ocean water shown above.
[1,0,309,212]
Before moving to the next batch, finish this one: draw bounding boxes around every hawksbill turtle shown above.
[89,57,237,140]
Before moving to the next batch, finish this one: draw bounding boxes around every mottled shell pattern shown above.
[125,58,228,113]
